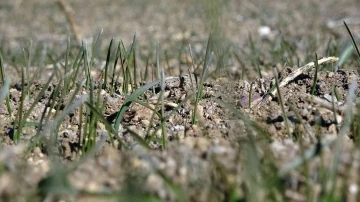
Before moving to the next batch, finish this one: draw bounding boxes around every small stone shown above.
[349,183,359,194]
[258,26,272,37]
[176,131,185,139]
[141,120,150,128]
[274,122,282,130]
[328,124,337,134]
[33,147,42,156]
[301,108,309,118]
[336,114,343,124]
[192,124,199,132]
[214,118,222,125]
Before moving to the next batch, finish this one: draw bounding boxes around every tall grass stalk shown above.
[14,65,26,142]
[310,53,319,95]
[273,67,291,138]
[102,38,114,90]
[344,21,360,59]
[160,68,166,149]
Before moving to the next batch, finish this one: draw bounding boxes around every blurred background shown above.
[1,0,360,75]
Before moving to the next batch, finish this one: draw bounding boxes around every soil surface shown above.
[1,0,360,201]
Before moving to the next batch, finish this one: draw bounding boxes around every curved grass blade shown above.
[113,79,161,132]
[344,21,360,59]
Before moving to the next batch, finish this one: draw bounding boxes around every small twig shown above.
[56,0,82,44]
[269,57,339,98]
[304,94,355,115]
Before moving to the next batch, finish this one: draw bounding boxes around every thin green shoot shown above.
[102,38,114,90]
[24,40,33,97]
[344,21,360,60]
[187,45,197,94]
[124,125,150,150]
[113,79,163,133]
[43,94,88,155]
[156,42,160,79]
[118,39,127,93]
[69,45,85,90]
[160,68,166,149]
[192,51,213,125]
[110,41,121,94]
[63,37,71,94]
[133,46,137,90]
[273,67,291,138]
[143,96,162,143]
[84,80,96,150]
[13,65,26,142]
[83,41,91,88]
[21,66,57,130]
[90,29,103,66]
[79,104,84,148]
[143,56,149,82]
[199,33,213,100]
[147,92,194,144]
[248,33,262,78]
[125,33,136,92]
[310,53,319,95]
[84,102,121,148]
[335,43,353,70]
[331,84,338,129]
[0,53,12,114]
[120,34,136,94]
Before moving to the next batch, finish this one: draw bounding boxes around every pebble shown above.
[141,120,150,128]
[327,72,334,78]
[301,108,309,118]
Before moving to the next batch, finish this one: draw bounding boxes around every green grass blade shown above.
[123,125,150,149]
[336,43,353,70]
[22,66,57,125]
[90,29,103,66]
[273,67,291,138]
[113,79,161,132]
[344,21,360,60]
[84,102,123,148]
[103,38,114,90]
[310,53,319,95]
